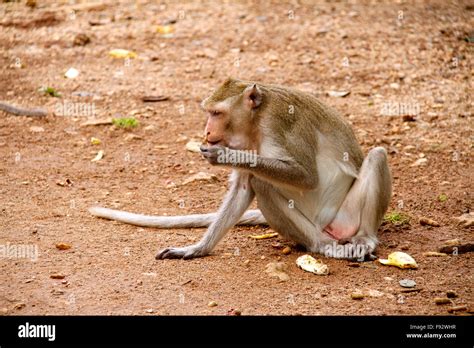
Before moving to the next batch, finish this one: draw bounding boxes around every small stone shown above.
[351,293,365,300]
[260,255,265,260]
[419,217,440,227]
[30,126,45,133]
[208,301,218,307]
[14,302,26,310]
[348,262,361,268]
[73,33,91,46]
[145,309,154,313]
[389,82,400,89]
[446,290,458,298]
[411,158,428,167]
[384,277,394,281]
[434,298,451,305]
[243,259,250,266]
[50,273,65,279]
[124,134,142,141]
[399,279,416,288]
[282,246,291,255]
[55,243,72,250]
[0,307,8,315]
[227,308,241,316]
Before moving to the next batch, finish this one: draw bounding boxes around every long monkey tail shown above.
[88,207,267,228]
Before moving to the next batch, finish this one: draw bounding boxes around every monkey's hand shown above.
[200,144,227,166]
[155,244,208,260]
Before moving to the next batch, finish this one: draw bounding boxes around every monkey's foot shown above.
[155,244,207,260]
[319,236,377,261]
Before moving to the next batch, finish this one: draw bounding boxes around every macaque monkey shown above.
[90,78,391,260]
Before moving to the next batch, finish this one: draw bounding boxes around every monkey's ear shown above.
[244,84,263,109]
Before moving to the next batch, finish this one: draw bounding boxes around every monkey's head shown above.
[201,78,263,150]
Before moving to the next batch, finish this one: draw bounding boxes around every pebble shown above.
[50,273,65,279]
[243,259,250,266]
[446,290,458,298]
[348,262,361,268]
[14,302,26,310]
[208,301,218,307]
[434,298,451,305]
[399,279,416,288]
[351,293,365,300]
[282,247,291,255]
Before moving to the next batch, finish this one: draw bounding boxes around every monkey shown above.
[89,78,392,261]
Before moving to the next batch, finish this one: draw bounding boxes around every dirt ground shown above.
[0,0,472,316]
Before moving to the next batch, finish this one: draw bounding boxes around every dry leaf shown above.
[109,49,137,59]
[91,150,104,162]
[327,90,350,97]
[249,232,278,240]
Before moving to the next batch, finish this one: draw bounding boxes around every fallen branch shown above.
[0,102,47,117]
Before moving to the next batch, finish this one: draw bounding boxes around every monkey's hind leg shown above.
[327,147,392,260]
[250,177,334,251]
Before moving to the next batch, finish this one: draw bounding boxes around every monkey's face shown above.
[201,79,263,150]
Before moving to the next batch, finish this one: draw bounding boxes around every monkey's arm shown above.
[156,172,255,259]
[201,146,317,191]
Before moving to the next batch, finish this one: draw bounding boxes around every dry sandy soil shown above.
[0,0,472,316]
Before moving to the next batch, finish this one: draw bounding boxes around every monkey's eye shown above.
[210,110,222,117]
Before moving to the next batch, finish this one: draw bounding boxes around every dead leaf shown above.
[91,150,104,162]
[419,217,440,227]
[249,232,278,240]
[142,95,169,102]
[422,251,448,257]
[109,49,137,59]
[29,126,44,133]
[327,90,350,98]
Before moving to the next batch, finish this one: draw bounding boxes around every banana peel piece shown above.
[378,252,418,269]
[109,49,137,59]
[296,255,329,275]
[249,232,278,240]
